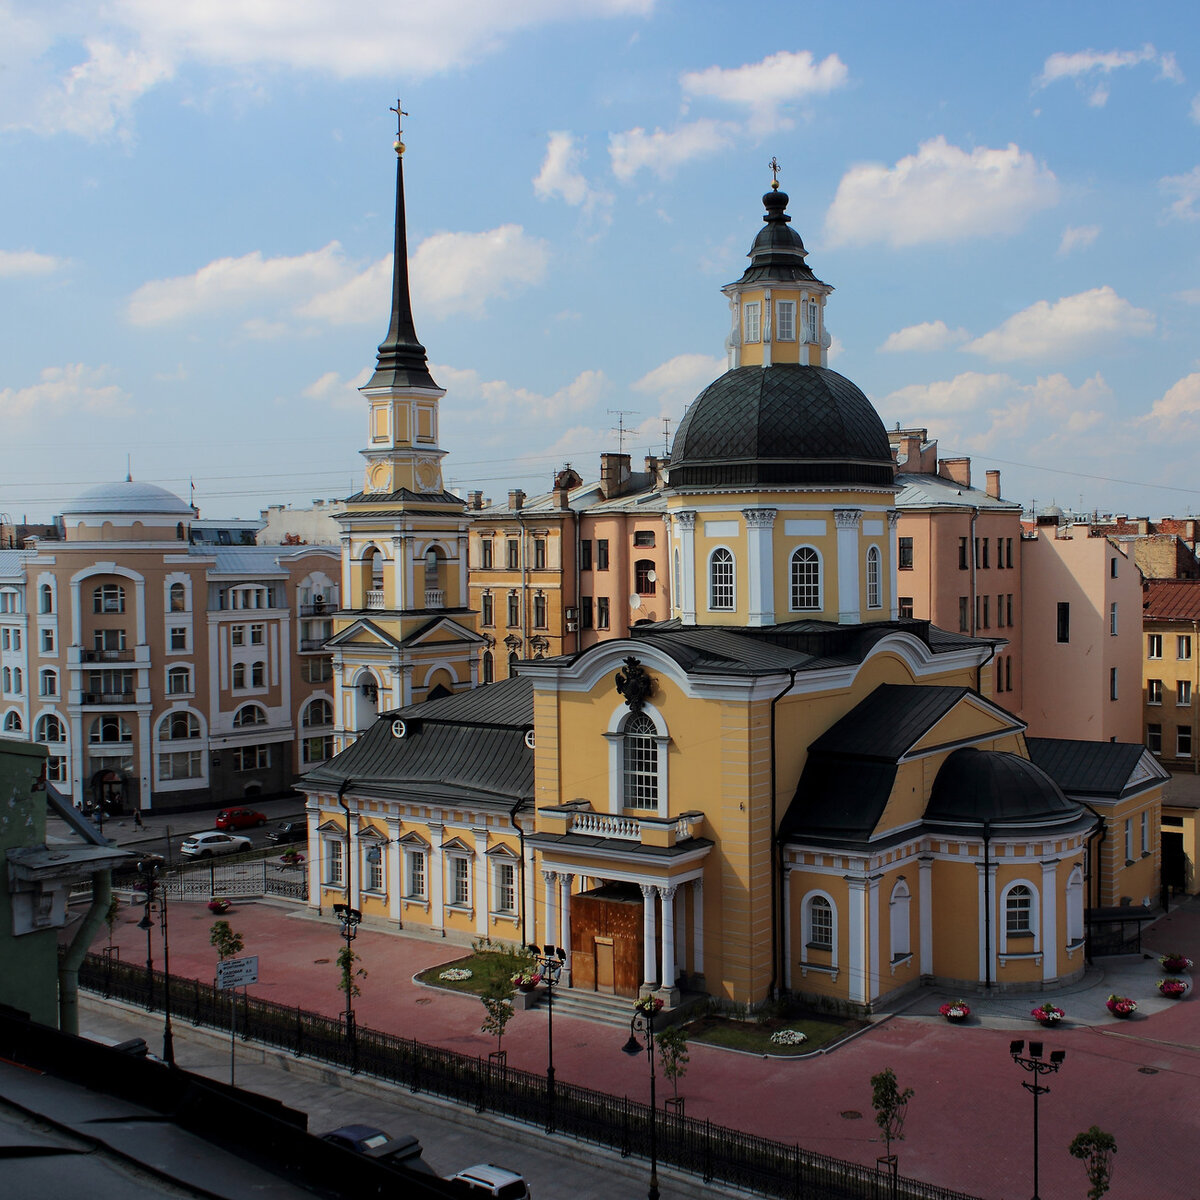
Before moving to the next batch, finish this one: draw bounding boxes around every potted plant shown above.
[939,999,971,1023]
[510,969,542,993]
[1159,953,1193,974]
[1105,994,1137,1018]
[634,994,665,1016]
[280,849,304,866]
[208,897,231,914]
[1158,977,1188,999]
[1031,1002,1065,1026]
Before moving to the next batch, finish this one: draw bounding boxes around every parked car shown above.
[215,808,267,830]
[446,1163,531,1199]
[321,1125,434,1174]
[266,821,306,845]
[180,831,252,858]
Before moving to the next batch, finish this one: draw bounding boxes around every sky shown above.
[2,1,1199,524]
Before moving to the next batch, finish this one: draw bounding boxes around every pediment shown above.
[325,619,402,650]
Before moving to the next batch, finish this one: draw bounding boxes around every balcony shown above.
[425,588,445,609]
[83,693,135,706]
[300,638,328,652]
[81,649,134,663]
[299,602,334,617]
[365,590,386,610]
[538,802,706,849]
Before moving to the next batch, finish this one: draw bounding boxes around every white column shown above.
[457,529,470,608]
[137,710,151,812]
[888,511,900,621]
[558,873,574,983]
[976,860,995,983]
[676,511,697,624]
[340,534,352,605]
[846,874,868,1004]
[742,508,777,627]
[782,866,793,991]
[835,509,862,624]
[473,827,489,938]
[542,869,557,952]
[761,288,773,367]
[387,816,403,925]
[918,855,934,976]
[867,873,881,1003]
[306,801,321,912]
[391,535,409,611]
[659,884,677,990]
[640,883,658,987]
[429,822,445,933]
[1041,859,1059,980]
[693,878,705,977]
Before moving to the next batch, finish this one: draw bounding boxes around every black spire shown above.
[367,108,437,391]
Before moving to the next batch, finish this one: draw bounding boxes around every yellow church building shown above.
[301,145,1164,1013]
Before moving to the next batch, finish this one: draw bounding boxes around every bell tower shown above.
[327,106,484,748]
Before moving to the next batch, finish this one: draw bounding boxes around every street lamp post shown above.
[137,863,155,1012]
[333,902,362,1072]
[137,857,175,1064]
[1009,1039,1065,1200]
[158,871,175,1067]
[528,944,566,1132]
[622,1004,661,1200]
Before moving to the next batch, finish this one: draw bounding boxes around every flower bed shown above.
[1158,977,1188,999]
[769,1029,808,1046]
[1105,994,1137,1018]
[1159,954,1193,974]
[939,1000,971,1022]
[438,968,473,982]
[1031,1003,1065,1025]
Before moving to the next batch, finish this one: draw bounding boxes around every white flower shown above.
[439,967,473,981]
[769,1029,808,1046]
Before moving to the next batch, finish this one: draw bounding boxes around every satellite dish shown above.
[629,593,641,609]
[647,570,657,583]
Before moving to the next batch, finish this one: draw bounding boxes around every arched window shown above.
[3,711,21,732]
[1005,883,1034,938]
[425,547,441,587]
[169,582,186,612]
[12,668,21,693]
[39,583,53,613]
[159,711,200,740]
[36,714,65,743]
[302,699,332,728]
[622,712,659,809]
[508,651,519,675]
[804,894,834,950]
[39,669,57,697]
[889,878,911,960]
[233,704,267,728]
[93,583,125,614]
[2,667,9,692]
[90,715,131,743]
[369,549,384,590]
[1066,867,1084,944]
[232,663,246,689]
[251,661,265,687]
[708,548,734,610]
[482,650,494,684]
[790,547,821,611]
[672,548,681,611]
[866,545,881,609]
[167,665,191,695]
[635,559,656,596]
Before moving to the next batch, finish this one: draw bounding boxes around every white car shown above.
[180,830,252,858]
[446,1164,531,1199]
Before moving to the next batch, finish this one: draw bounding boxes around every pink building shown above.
[1020,517,1142,742]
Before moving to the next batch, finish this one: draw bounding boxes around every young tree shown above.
[104,895,120,954]
[480,979,515,1056]
[1069,1126,1117,1200]
[209,919,244,963]
[871,1066,914,1194]
[656,1025,690,1102]
[337,945,367,1001]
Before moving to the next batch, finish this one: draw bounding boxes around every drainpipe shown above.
[509,796,529,947]
[337,779,354,913]
[769,668,798,1001]
[59,870,113,1035]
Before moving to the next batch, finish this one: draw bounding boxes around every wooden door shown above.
[594,937,615,994]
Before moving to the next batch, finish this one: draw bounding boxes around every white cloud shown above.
[882,371,1017,417]
[1177,288,1200,305]
[0,364,131,423]
[437,363,608,423]
[1036,44,1182,105]
[1057,225,1100,256]
[303,367,371,409]
[632,353,725,408]
[609,118,737,182]
[0,249,68,277]
[129,242,351,325]
[681,50,848,133]
[824,137,1059,248]
[297,256,390,325]
[879,321,970,353]
[1192,94,1200,124]
[1147,373,1200,425]
[964,286,1154,363]
[533,131,612,219]
[827,335,844,364]
[410,226,549,319]
[1161,166,1200,221]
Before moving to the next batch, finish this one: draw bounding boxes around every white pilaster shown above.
[782,866,793,991]
[387,815,403,925]
[392,534,409,611]
[340,534,352,605]
[542,868,558,951]
[835,509,862,624]
[659,884,677,990]
[429,821,445,933]
[693,878,705,976]
[742,508,777,627]
[846,874,868,1004]
[976,860,996,983]
[867,873,881,1003]
[640,883,658,987]
[457,529,470,608]
[473,826,489,938]
[676,511,697,624]
[918,855,934,976]
[558,872,574,983]
[887,510,900,621]
[1041,859,1059,980]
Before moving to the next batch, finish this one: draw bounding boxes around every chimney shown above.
[507,489,525,511]
[901,435,923,468]
[938,457,971,488]
[645,455,661,488]
[985,470,1001,499]
[467,490,483,510]
[600,452,632,498]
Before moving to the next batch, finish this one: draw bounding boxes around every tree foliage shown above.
[480,979,515,1052]
[870,1067,915,1157]
[337,945,366,1000]
[656,1025,690,1099]
[1069,1126,1117,1200]
[209,919,244,962]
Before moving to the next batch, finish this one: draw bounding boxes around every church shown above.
[300,125,1165,1013]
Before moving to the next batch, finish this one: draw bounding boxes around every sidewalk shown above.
[86,892,1200,1200]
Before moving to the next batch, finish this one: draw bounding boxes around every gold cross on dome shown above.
[390,100,408,153]
[769,156,781,190]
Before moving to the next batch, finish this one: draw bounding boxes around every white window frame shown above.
[1179,635,1192,661]
[1124,818,1134,862]
[448,853,471,909]
[492,859,517,916]
[1141,809,1149,856]
[325,837,345,887]
[1148,679,1162,705]
[789,546,822,611]
[866,545,882,610]
[775,299,795,341]
[1178,680,1192,707]
[888,878,911,962]
[406,847,428,900]
[1000,881,1039,957]
[167,665,192,696]
[708,547,735,611]
[799,890,838,977]
[1109,602,1118,636]
[1148,634,1162,659]
[743,301,761,343]
[1066,866,1084,944]
[605,701,670,817]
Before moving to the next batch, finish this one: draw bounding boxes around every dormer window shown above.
[743,302,761,343]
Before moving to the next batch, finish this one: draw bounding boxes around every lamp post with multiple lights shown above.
[136,857,175,1065]
[332,901,362,1071]
[621,1001,662,1200]
[527,944,566,1132]
[1009,1039,1065,1200]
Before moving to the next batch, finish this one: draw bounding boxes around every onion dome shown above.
[926,747,1081,825]
[667,364,895,490]
[734,187,823,286]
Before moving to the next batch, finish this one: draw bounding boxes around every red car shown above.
[215,808,267,830]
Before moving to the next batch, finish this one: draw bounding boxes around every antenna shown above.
[661,416,672,457]
[608,409,638,455]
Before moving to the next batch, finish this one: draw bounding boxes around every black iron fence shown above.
[111,857,308,902]
[79,954,979,1200]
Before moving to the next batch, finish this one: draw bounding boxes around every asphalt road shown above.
[78,995,718,1200]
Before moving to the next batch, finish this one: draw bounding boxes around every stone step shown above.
[537,987,638,1027]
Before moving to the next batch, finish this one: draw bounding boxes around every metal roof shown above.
[1144,579,1200,621]
[191,546,299,575]
[1026,737,1167,799]
[894,473,1022,512]
[63,480,193,516]
[808,683,978,761]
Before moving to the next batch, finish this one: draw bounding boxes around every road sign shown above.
[217,955,259,990]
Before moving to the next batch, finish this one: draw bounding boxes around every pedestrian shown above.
[133,809,144,830]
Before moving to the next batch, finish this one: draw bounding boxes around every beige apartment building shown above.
[0,480,338,814]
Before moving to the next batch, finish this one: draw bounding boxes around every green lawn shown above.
[416,946,535,997]
[685,1012,859,1055]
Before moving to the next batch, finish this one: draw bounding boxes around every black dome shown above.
[735,187,821,285]
[926,748,1080,826]
[667,364,895,490]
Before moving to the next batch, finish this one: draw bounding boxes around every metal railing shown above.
[112,856,308,903]
[78,955,979,1200]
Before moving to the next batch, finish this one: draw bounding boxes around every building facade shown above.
[0,482,338,813]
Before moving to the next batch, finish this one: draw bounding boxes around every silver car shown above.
[180,830,252,858]
[446,1164,531,1199]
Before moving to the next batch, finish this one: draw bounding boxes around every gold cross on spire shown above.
[769,156,781,190]
[390,99,408,155]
